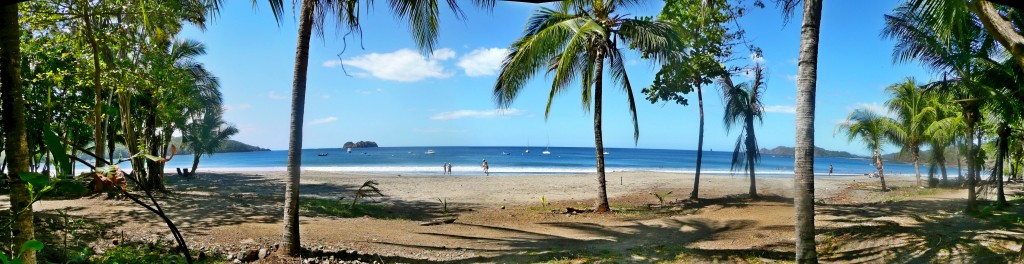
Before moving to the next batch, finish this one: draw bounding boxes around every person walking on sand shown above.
[829,164,833,176]
[482,159,490,176]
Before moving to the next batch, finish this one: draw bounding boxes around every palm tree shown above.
[1,3,36,263]
[775,0,824,261]
[925,98,963,186]
[977,59,1024,206]
[258,0,494,256]
[721,65,765,198]
[492,1,677,212]
[837,109,897,191]
[183,109,238,176]
[884,78,935,188]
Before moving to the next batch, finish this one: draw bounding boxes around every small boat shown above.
[425,150,436,155]
[347,148,352,153]
[603,151,609,155]
[501,152,510,155]
[318,153,329,156]
[542,149,551,155]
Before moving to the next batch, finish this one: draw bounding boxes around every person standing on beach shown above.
[482,159,489,176]
[447,163,453,175]
[829,164,833,176]
[443,162,449,175]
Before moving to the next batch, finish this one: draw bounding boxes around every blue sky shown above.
[179,0,933,156]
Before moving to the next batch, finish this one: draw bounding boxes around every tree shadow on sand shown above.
[816,197,1024,263]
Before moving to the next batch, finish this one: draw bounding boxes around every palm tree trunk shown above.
[746,116,758,198]
[83,0,106,168]
[965,111,978,213]
[956,139,964,182]
[912,147,921,187]
[995,122,1009,205]
[1,4,36,263]
[691,83,704,200]
[938,147,948,186]
[281,0,315,256]
[793,0,823,262]
[876,149,888,191]
[593,50,610,213]
[191,154,201,177]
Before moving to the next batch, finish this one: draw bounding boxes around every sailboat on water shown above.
[542,136,551,155]
[525,139,530,154]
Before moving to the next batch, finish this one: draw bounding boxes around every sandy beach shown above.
[4,170,1020,263]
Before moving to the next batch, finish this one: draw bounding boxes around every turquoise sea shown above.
[142,146,952,178]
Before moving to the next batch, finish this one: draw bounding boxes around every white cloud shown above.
[223,103,252,111]
[763,105,796,114]
[785,74,798,82]
[750,53,766,64]
[456,48,507,76]
[848,102,894,117]
[323,49,454,82]
[267,91,288,100]
[310,117,338,125]
[432,48,456,60]
[430,108,523,121]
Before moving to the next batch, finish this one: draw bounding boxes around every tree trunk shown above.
[876,149,888,191]
[956,139,964,182]
[281,0,315,256]
[995,122,1009,205]
[691,83,704,200]
[793,0,823,262]
[912,146,921,187]
[593,50,610,213]
[1,4,36,263]
[82,0,106,168]
[746,116,758,198]
[965,111,978,213]
[937,146,948,186]
[190,154,200,177]
[971,0,1024,67]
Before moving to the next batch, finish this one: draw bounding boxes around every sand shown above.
[3,170,1021,263]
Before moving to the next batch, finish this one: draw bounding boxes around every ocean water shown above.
[139,146,954,178]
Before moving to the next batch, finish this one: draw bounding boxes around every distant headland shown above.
[343,141,378,148]
[759,146,861,159]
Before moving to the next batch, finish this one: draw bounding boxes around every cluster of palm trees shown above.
[837,0,1024,216]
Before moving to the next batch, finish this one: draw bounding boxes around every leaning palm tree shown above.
[837,109,898,191]
[492,1,677,212]
[884,77,936,188]
[258,0,495,256]
[721,65,766,198]
[182,108,239,177]
[775,0,824,260]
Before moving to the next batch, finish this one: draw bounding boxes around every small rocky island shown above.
[343,141,378,148]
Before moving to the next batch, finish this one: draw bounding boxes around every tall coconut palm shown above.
[884,78,935,188]
[492,1,677,212]
[976,59,1024,206]
[775,0,824,261]
[837,109,898,191]
[258,0,495,256]
[721,65,765,198]
[1,3,35,264]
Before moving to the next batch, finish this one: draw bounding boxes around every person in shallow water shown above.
[482,159,490,176]
[829,164,833,175]
[447,163,453,175]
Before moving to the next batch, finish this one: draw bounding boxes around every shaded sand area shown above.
[4,171,1024,263]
